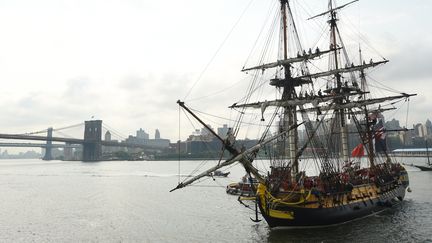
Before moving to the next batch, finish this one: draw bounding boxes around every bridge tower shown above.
[42,127,53,160]
[83,120,102,161]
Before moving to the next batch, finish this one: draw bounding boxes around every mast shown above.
[359,47,375,167]
[328,0,349,163]
[426,140,431,166]
[280,0,299,175]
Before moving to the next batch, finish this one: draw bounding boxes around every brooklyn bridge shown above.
[0,120,160,161]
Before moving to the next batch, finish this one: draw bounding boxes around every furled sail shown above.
[229,92,365,110]
[241,48,338,72]
[299,93,416,112]
[298,60,388,80]
[307,0,359,20]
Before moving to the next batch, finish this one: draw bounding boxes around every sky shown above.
[0,0,430,143]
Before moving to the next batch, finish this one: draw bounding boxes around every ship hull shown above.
[257,170,409,228]
[258,185,405,228]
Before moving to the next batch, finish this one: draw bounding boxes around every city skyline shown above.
[0,0,429,143]
[1,116,432,156]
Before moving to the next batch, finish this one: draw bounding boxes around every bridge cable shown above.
[52,123,84,132]
[55,131,76,139]
[102,123,128,140]
[20,122,84,136]
[21,129,48,135]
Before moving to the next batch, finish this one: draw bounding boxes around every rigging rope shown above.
[185,77,247,103]
[56,131,74,139]
[243,0,278,68]
[178,103,181,185]
[232,8,280,140]
[178,108,223,184]
[183,0,255,101]
[366,75,403,94]
[339,12,387,61]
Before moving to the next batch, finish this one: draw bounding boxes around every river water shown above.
[0,158,431,242]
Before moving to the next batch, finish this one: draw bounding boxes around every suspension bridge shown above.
[0,120,161,161]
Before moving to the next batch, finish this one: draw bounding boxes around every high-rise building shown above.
[105,131,112,141]
[201,124,213,136]
[217,124,230,139]
[425,119,432,136]
[124,128,170,149]
[192,129,201,136]
[385,118,401,130]
[414,123,427,138]
[137,128,149,140]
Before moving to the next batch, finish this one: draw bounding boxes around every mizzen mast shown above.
[329,0,349,163]
[359,47,376,166]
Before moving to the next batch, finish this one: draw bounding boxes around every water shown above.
[0,159,431,242]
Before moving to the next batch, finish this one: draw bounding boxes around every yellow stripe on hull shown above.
[268,209,295,220]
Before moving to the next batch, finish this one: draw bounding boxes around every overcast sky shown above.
[0,0,430,142]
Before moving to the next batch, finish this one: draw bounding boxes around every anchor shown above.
[250,197,262,223]
[244,172,261,223]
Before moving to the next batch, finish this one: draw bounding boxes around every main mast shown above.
[280,0,299,174]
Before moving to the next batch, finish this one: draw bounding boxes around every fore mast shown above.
[328,0,349,163]
[279,0,299,175]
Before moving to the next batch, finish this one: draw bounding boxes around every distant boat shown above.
[413,165,432,171]
[413,141,432,171]
[208,170,230,177]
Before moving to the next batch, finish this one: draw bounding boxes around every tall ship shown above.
[171,0,415,227]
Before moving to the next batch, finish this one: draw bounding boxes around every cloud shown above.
[0,0,430,145]
[118,75,147,91]
[377,42,432,82]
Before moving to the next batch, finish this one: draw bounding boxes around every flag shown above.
[351,143,364,157]
[374,119,387,153]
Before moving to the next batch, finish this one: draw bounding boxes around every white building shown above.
[217,124,230,139]
[136,128,149,139]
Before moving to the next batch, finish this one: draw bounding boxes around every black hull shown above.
[258,184,407,228]
[413,165,432,171]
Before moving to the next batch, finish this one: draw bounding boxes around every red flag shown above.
[351,144,364,157]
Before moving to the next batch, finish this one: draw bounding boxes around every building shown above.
[136,128,149,140]
[385,118,401,130]
[124,128,170,149]
[201,124,213,137]
[414,123,427,138]
[426,119,432,136]
[105,131,112,141]
[391,148,432,157]
[217,124,230,139]
[399,129,414,146]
